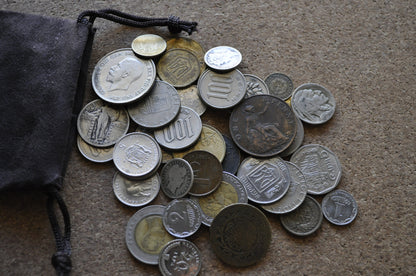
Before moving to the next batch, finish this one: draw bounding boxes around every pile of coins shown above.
[76,34,358,275]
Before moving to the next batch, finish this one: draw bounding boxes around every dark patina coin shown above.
[221,134,241,174]
[229,94,297,157]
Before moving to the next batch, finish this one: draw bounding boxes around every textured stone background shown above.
[1,1,415,275]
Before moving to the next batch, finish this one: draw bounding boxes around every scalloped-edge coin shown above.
[204,46,242,71]
[160,158,194,199]
[159,239,202,276]
[322,189,358,225]
[77,135,114,163]
[131,34,167,58]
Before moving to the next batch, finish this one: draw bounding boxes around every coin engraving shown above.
[264,72,293,101]
[163,199,202,238]
[131,34,166,58]
[204,46,242,71]
[244,74,270,98]
[160,158,194,199]
[159,239,202,276]
[322,189,358,225]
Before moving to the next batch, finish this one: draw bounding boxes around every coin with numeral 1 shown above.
[322,189,358,225]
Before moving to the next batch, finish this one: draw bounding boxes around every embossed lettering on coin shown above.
[159,239,202,276]
[322,189,358,225]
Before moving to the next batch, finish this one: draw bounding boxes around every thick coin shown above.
[128,80,181,128]
[157,48,200,88]
[160,158,194,199]
[77,135,113,163]
[237,156,291,204]
[126,205,174,265]
[322,189,358,225]
[290,144,342,195]
[77,99,129,148]
[112,171,160,207]
[183,150,222,196]
[244,74,270,98]
[198,69,246,109]
[280,195,323,236]
[131,34,167,58]
[166,37,206,75]
[177,85,207,116]
[221,134,241,174]
[92,48,156,104]
[291,83,336,124]
[159,239,202,276]
[264,72,293,101]
[162,198,202,238]
[210,203,271,267]
[279,116,304,158]
[229,94,297,157]
[204,46,242,71]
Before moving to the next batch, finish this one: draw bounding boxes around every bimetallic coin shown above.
[229,94,297,157]
[264,73,293,101]
[131,34,167,58]
[204,46,242,71]
[162,199,202,238]
[160,158,194,199]
[280,195,323,236]
[198,69,246,109]
[157,48,200,88]
[210,203,271,267]
[126,205,174,265]
[322,189,358,225]
[291,83,336,124]
[290,144,342,195]
[112,171,160,207]
[166,37,206,76]
[244,74,270,98]
[92,48,156,104]
[77,99,129,148]
[177,85,207,116]
[279,116,304,158]
[128,80,181,128]
[159,239,202,276]
[77,135,113,162]
[221,134,241,175]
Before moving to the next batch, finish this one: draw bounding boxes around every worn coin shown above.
[221,134,241,174]
[280,195,323,236]
[264,72,293,101]
[131,34,167,58]
[177,85,207,116]
[159,239,202,276]
[291,83,336,124]
[166,37,206,75]
[244,74,270,98]
[77,135,114,163]
[135,126,174,164]
[92,48,156,104]
[290,144,342,195]
[229,94,297,157]
[279,116,304,158]
[160,158,194,199]
[322,189,358,225]
[210,203,271,267]
[77,99,129,148]
[204,46,242,71]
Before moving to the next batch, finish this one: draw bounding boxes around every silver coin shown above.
[291,83,336,124]
[177,85,207,116]
[204,46,242,71]
[134,127,174,164]
[154,106,202,150]
[77,99,129,147]
[126,205,174,265]
[128,80,181,128]
[244,74,270,98]
[112,171,160,207]
[113,132,162,179]
[162,199,202,238]
[261,162,308,214]
[264,73,293,101]
[92,48,156,104]
[290,144,342,195]
[237,156,291,204]
[322,189,358,225]
[280,195,323,236]
[197,69,246,109]
[279,116,304,158]
[76,135,114,162]
[159,239,202,276]
[160,158,194,199]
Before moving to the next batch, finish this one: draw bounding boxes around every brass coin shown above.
[177,85,207,116]
[166,37,206,75]
[131,34,167,58]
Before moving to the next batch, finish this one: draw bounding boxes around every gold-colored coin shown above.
[135,215,174,255]
[177,85,207,116]
[198,181,239,218]
[131,34,166,58]
[166,37,206,75]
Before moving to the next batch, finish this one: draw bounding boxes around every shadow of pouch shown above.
[0,9,197,275]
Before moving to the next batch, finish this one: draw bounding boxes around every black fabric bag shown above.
[0,9,196,275]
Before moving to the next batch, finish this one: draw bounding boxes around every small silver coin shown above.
[244,74,270,98]
[204,46,242,71]
[322,189,358,225]
[279,116,304,158]
[159,239,202,276]
[162,198,202,238]
[264,72,293,101]
[77,135,114,163]
[160,158,194,199]
[77,99,129,148]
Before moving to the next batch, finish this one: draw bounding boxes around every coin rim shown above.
[131,34,167,58]
[321,189,358,225]
[76,135,114,163]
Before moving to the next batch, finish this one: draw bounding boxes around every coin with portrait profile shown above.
[131,34,166,58]
[160,158,194,199]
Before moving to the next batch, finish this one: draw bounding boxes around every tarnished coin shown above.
[177,85,207,116]
[191,172,248,226]
[204,46,242,71]
[229,94,297,157]
[244,74,270,98]
[261,162,308,214]
[131,34,167,58]
[77,99,129,148]
[92,48,156,104]
[159,239,202,276]
[77,135,114,162]
[126,205,174,265]
[183,150,222,196]
[154,106,202,151]
[290,144,342,195]
[162,199,202,238]
[221,134,241,174]
[264,72,293,101]
[160,158,194,199]
[210,203,271,267]
[280,195,323,236]
[128,80,181,128]
[113,132,162,179]
[279,116,304,158]
[166,37,206,75]
[322,189,358,225]
[198,69,246,109]
[112,171,160,207]
[157,48,200,88]
[237,156,291,204]
[291,83,336,124]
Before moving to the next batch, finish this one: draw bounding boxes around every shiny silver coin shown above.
[159,239,202,276]
[244,74,270,98]
[291,83,336,124]
[279,116,304,158]
[162,199,202,238]
[204,46,242,71]
[177,85,207,116]
[77,99,129,148]
[160,158,194,199]
[264,72,293,101]
[92,48,156,104]
[322,189,358,225]
[77,135,114,163]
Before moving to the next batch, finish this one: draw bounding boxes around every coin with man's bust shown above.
[160,158,194,199]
